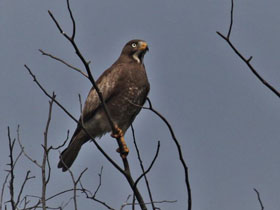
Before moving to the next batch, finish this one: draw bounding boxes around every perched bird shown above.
[58,39,150,171]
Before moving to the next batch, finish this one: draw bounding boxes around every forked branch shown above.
[24,4,147,210]
[217,0,280,98]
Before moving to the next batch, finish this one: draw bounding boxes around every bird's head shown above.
[121,39,149,64]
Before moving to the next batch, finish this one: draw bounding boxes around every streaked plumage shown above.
[58,40,150,171]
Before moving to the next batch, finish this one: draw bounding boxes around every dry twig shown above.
[80,167,115,210]
[67,167,88,210]
[217,0,280,98]
[135,98,192,210]
[254,188,264,210]
[132,140,160,210]
[131,125,156,209]
[39,49,88,78]
[35,0,148,208]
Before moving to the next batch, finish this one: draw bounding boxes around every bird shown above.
[58,39,150,172]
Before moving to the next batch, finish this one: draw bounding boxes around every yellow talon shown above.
[111,126,129,158]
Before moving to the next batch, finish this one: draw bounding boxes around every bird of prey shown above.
[58,39,150,171]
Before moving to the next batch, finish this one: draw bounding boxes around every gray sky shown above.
[1,0,280,209]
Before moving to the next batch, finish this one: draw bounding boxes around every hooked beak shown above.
[139,41,149,52]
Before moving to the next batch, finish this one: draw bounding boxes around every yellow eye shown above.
[131,43,137,48]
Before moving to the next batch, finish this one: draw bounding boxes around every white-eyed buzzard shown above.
[58,39,150,171]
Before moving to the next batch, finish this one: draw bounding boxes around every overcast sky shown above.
[1,0,280,209]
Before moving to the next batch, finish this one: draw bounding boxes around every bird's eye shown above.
[131,43,137,48]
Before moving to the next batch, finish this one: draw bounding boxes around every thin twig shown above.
[122,199,177,209]
[66,0,76,40]
[41,94,55,209]
[131,125,156,209]
[48,0,129,160]
[132,141,160,209]
[80,167,115,210]
[254,188,264,210]
[49,130,70,150]
[24,64,123,173]
[16,126,41,168]
[133,142,160,187]
[45,188,86,202]
[47,1,147,208]
[227,0,234,39]
[39,49,88,78]
[0,173,10,210]
[67,165,88,210]
[93,166,103,198]
[120,195,131,210]
[217,0,280,98]
[7,127,16,210]
[145,98,192,210]
[26,63,147,209]
[15,171,35,208]
[4,128,30,210]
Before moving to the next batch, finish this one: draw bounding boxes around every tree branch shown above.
[25,63,149,208]
[132,141,160,209]
[39,49,88,78]
[45,0,148,208]
[48,0,131,160]
[67,167,88,210]
[7,127,16,210]
[80,167,115,210]
[145,98,192,210]
[15,171,35,208]
[41,95,55,209]
[131,125,156,209]
[217,0,280,98]
[254,188,264,210]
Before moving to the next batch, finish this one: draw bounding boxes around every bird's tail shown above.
[57,136,83,172]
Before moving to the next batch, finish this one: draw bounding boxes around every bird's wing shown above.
[81,65,122,123]
[68,64,124,146]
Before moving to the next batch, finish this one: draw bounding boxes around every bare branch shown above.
[41,95,55,209]
[45,188,86,202]
[66,0,76,40]
[254,188,264,210]
[217,0,280,98]
[120,195,131,210]
[39,49,88,78]
[48,1,129,161]
[17,125,41,168]
[49,130,70,151]
[0,173,10,210]
[122,199,177,210]
[144,98,192,210]
[26,62,149,209]
[15,171,35,208]
[6,128,27,210]
[128,97,192,209]
[61,168,88,209]
[43,0,148,207]
[80,167,115,210]
[24,64,124,172]
[7,127,16,210]
[227,0,234,39]
[67,167,88,210]
[133,141,160,209]
[93,166,103,198]
[131,125,156,209]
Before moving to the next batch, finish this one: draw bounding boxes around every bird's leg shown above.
[111,126,129,159]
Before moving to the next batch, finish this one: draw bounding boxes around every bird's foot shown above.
[111,126,129,159]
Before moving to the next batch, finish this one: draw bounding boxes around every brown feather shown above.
[58,40,150,171]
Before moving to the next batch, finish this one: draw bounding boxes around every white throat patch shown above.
[132,52,141,63]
